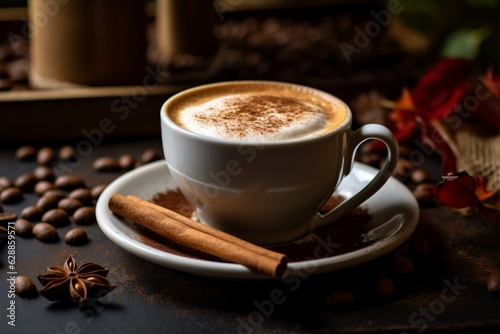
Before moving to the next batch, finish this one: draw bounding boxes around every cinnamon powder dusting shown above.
[131,188,374,263]
[193,94,323,139]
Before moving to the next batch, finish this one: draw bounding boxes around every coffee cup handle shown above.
[307,124,399,232]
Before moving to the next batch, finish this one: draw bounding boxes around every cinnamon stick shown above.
[126,194,285,263]
[108,193,287,278]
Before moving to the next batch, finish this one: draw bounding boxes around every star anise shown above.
[37,255,116,304]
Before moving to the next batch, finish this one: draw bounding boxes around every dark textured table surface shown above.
[1,138,500,334]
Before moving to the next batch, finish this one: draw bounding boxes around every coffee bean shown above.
[33,165,55,181]
[398,145,412,159]
[37,147,56,166]
[20,205,43,222]
[487,271,500,295]
[0,176,13,190]
[0,187,23,203]
[325,290,356,306]
[69,188,93,205]
[392,242,409,256]
[42,208,70,227]
[388,255,414,275]
[140,148,160,164]
[90,184,107,200]
[37,193,60,211]
[34,180,55,196]
[0,77,12,91]
[15,275,38,298]
[58,197,83,215]
[393,159,413,180]
[359,152,383,167]
[15,173,38,192]
[411,169,430,184]
[375,277,395,299]
[32,222,59,242]
[59,145,76,161]
[55,174,86,190]
[64,227,88,245]
[118,154,135,170]
[14,218,33,237]
[0,212,17,224]
[43,189,66,200]
[15,146,37,161]
[0,203,2,213]
[411,236,432,257]
[7,58,29,82]
[72,206,96,225]
[412,183,435,205]
[93,157,120,172]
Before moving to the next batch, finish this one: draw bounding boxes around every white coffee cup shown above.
[161,81,398,245]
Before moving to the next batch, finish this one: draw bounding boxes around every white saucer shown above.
[96,160,419,280]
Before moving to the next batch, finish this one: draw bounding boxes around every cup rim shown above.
[161,80,352,146]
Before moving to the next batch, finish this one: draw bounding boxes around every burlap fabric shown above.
[452,123,500,191]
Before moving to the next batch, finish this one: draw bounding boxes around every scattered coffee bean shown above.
[411,169,430,184]
[0,212,17,224]
[34,180,55,196]
[118,154,135,170]
[93,157,120,172]
[58,145,76,161]
[325,290,356,306]
[90,184,107,200]
[43,189,66,200]
[72,206,96,225]
[0,187,23,203]
[0,77,12,91]
[37,147,56,166]
[140,148,160,164]
[32,222,59,242]
[375,277,395,299]
[37,193,61,211]
[69,188,93,205]
[398,145,412,159]
[360,152,383,167]
[388,255,414,275]
[33,165,55,181]
[15,275,38,298]
[55,174,86,190]
[0,176,13,190]
[15,146,37,161]
[14,218,33,237]
[412,183,436,205]
[42,208,70,227]
[411,236,432,257]
[392,243,409,256]
[58,197,83,215]
[64,227,88,245]
[393,159,413,180]
[15,173,38,192]
[0,203,2,213]
[487,271,500,295]
[20,205,43,222]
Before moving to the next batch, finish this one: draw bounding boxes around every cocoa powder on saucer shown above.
[138,189,374,263]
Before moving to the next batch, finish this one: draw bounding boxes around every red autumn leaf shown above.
[411,58,473,120]
[482,68,500,99]
[475,176,496,202]
[467,95,500,131]
[388,88,420,143]
[434,171,479,209]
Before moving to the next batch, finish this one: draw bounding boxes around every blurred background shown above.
[0,0,499,142]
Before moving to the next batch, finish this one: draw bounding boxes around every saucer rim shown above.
[96,160,419,280]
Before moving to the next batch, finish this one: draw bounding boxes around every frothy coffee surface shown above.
[168,83,348,141]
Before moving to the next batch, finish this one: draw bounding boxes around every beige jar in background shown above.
[29,0,147,88]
